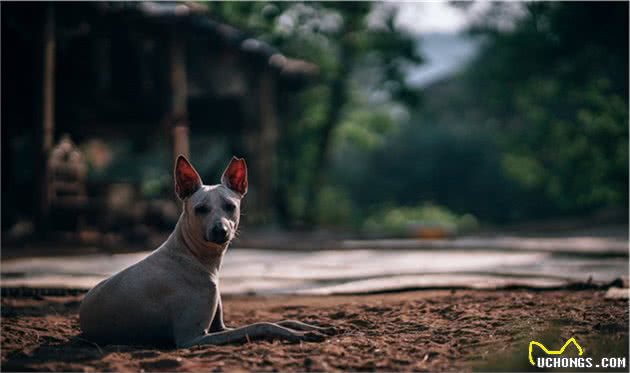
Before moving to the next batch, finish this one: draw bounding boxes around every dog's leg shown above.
[209,293,230,332]
[178,322,325,348]
[276,320,337,334]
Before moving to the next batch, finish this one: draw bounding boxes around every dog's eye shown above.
[194,205,209,214]
[224,202,236,213]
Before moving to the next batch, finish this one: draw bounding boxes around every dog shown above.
[79,156,331,347]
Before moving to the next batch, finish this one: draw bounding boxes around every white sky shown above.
[393,1,493,34]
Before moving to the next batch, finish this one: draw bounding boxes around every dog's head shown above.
[174,155,247,247]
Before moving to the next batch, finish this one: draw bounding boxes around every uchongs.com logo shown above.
[528,337,627,369]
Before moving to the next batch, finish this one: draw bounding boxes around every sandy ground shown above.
[1,290,628,372]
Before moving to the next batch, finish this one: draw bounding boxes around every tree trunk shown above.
[303,48,350,225]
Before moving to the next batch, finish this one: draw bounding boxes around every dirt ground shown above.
[1,290,628,372]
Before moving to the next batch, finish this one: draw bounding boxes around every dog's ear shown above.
[221,156,248,196]
[174,155,202,200]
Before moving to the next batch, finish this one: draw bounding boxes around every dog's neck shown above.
[168,212,227,276]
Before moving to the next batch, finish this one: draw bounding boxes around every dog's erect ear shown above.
[174,155,202,200]
[221,156,248,196]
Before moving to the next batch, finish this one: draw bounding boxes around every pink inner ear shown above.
[224,159,248,195]
[175,158,201,198]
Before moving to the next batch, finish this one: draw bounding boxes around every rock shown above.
[605,287,629,300]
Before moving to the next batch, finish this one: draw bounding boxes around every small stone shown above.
[605,287,629,300]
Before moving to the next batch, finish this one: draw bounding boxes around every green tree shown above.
[337,1,628,225]
[464,1,628,216]
[206,2,423,225]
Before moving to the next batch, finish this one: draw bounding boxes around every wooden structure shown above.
[1,2,317,231]
[47,135,88,232]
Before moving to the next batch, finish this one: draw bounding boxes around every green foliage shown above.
[364,203,479,236]
[205,1,627,227]
[332,119,517,222]
[313,185,356,228]
[335,104,400,151]
[501,154,545,189]
[505,76,628,209]
[462,1,629,216]
[204,2,423,225]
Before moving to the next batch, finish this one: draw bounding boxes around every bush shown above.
[363,203,479,237]
[314,185,356,228]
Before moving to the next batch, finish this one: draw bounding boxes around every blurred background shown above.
[2,1,628,252]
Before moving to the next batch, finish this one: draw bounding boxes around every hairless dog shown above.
[80,156,333,347]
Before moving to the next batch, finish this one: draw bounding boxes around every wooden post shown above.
[37,4,56,232]
[42,5,56,152]
[240,67,280,224]
[169,29,189,160]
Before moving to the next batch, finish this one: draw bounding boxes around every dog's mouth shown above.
[204,230,231,245]
[206,237,230,245]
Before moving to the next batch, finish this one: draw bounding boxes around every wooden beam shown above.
[37,4,56,232]
[42,4,56,152]
[241,67,280,224]
[169,29,189,160]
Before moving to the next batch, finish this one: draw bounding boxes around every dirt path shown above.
[1,290,628,372]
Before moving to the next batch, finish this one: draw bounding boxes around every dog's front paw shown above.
[297,331,326,342]
[318,326,340,335]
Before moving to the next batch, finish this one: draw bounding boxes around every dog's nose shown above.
[211,223,229,244]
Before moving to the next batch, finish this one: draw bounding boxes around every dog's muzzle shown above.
[208,223,229,245]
